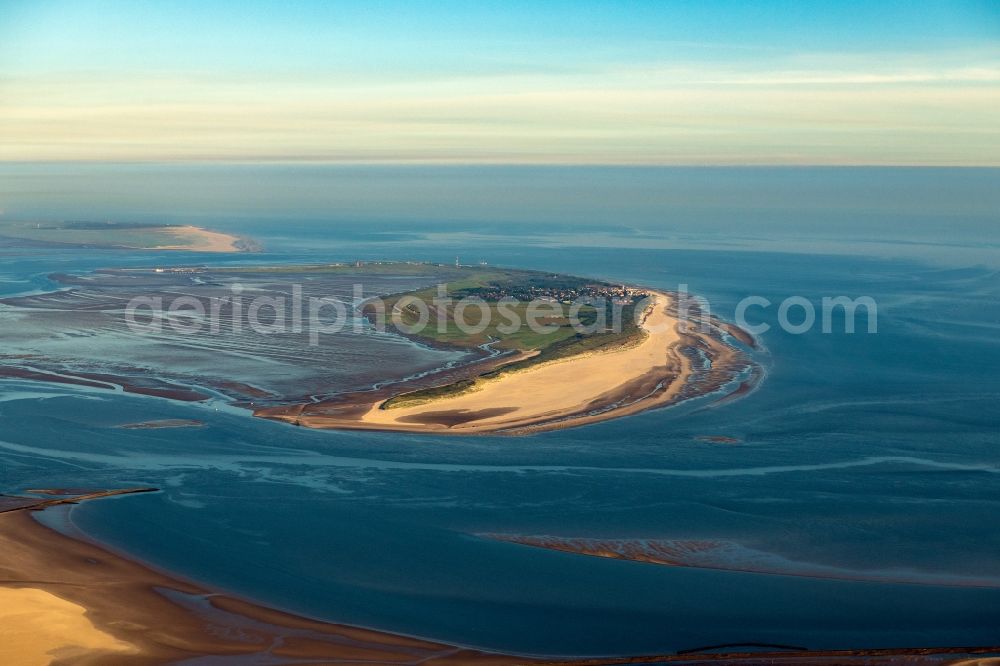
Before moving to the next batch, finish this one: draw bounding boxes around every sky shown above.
[1,0,998,165]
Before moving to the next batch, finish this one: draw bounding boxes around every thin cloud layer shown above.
[1,1,997,164]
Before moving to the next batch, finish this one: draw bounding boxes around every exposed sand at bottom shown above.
[1,500,995,664]
[0,508,515,664]
[156,225,241,252]
[360,290,683,432]
[0,588,137,665]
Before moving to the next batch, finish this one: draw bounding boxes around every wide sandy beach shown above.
[361,290,686,432]
[0,587,137,665]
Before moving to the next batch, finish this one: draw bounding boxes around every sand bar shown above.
[156,224,242,252]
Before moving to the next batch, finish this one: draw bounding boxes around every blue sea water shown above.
[1,166,998,656]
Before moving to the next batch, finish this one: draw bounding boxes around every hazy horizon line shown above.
[2,160,999,169]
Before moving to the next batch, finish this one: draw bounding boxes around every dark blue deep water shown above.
[1,167,998,656]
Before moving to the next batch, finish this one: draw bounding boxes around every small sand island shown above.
[477,534,1000,589]
[118,418,205,429]
[0,220,255,252]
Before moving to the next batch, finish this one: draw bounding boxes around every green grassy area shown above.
[378,270,592,352]
[0,221,189,249]
[374,265,648,409]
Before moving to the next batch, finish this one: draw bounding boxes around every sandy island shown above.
[0,221,252,253]
[258,290,744,434]
[155,225,243,252]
